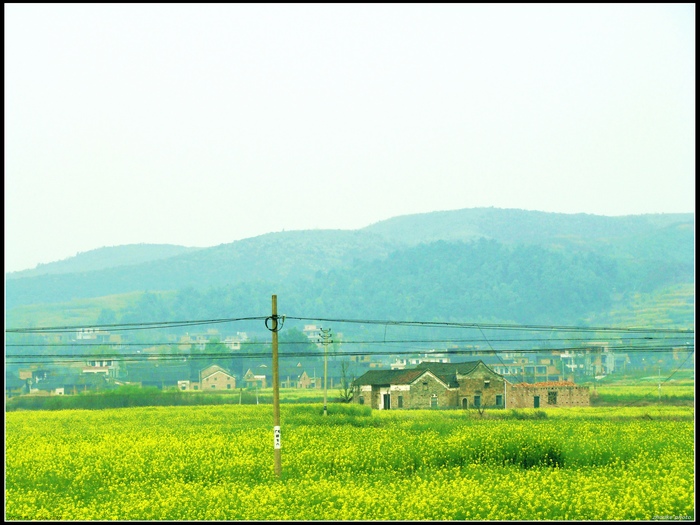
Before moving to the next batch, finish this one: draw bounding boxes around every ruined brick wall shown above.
[506,383,590,408]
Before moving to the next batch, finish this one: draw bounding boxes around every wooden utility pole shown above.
[319,327,332,416]
[271,295,282,478]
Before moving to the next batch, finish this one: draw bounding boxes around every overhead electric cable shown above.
[6,314,693,335]
[6,344,694,362]
[282,316,694,334]
[5,316,268,334]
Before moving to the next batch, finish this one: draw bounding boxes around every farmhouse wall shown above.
[456,364,507,409]
[353,361,589,411]
[355,385,377,408]
[506,383,590,408]
[405,373,453,409]
[201,370,235,390]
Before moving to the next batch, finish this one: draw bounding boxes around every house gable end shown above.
[202,370,234,382]
[200,364,225,377]
[409,370,453,390]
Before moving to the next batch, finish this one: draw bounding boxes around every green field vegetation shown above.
[5,404,694,520]
[586,283,695,328]
[4,291,168,329]
[590,384,695,406]
[5,385,330,411]
[583,369,695,406]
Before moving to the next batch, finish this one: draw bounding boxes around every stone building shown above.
[352,360,507,410]
[352,360,589,410]
[177,364,236,391]
[199,364,236,391]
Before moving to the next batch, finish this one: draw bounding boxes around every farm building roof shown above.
[353,360,486,387]
[352,368,425,386]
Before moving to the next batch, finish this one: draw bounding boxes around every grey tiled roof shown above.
[353,368,426,386]
[353,360,486,388]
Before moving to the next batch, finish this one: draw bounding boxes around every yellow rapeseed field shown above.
[5,404,695,521]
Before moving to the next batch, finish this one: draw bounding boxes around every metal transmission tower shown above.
[318,327,332,416]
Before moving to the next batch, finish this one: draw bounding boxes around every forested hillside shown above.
[5,208,694,330]
[6,244,202,279]
[362,208,692,251]
[4,230,395,308]
[103,237,692,330]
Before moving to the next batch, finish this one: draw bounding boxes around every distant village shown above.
[6,323,689,408]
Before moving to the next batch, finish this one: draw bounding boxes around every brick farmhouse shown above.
[352,360,589,410]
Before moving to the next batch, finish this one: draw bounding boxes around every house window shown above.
[359,396,364,405]
[398,395,404,408]
[194,385,199,390]
[227,384,231,389]
[496,394,503,407]
[211,384,216,389]
[430,395,438,408]
[548,391,557,405]
[181,386,187,391]
[423,382,428,391]
[484,380,491,388]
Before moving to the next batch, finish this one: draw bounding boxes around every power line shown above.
[6,314,694,376]
[477,325,526,383]
[6,312,693,408]
[619,350,696,407]
[6,334,692,347]
[282,316,694,334]
[6,344,694,362]
[5,315,694,335]
[4,316,267,334]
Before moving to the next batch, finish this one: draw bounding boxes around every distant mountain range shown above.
[7,244,202,279]
[5,208,695,329]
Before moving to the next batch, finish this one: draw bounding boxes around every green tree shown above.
[337,361,354,403]
[279,328,320,362]
[96,308,118,326]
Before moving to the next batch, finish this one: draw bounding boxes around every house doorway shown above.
[383,393,391,410]
[534,395,540,408]
[461,398,468,409]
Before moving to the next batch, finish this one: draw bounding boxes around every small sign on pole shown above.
[274,425,281,450]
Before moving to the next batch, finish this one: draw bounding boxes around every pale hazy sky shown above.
[5,3,695,272]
